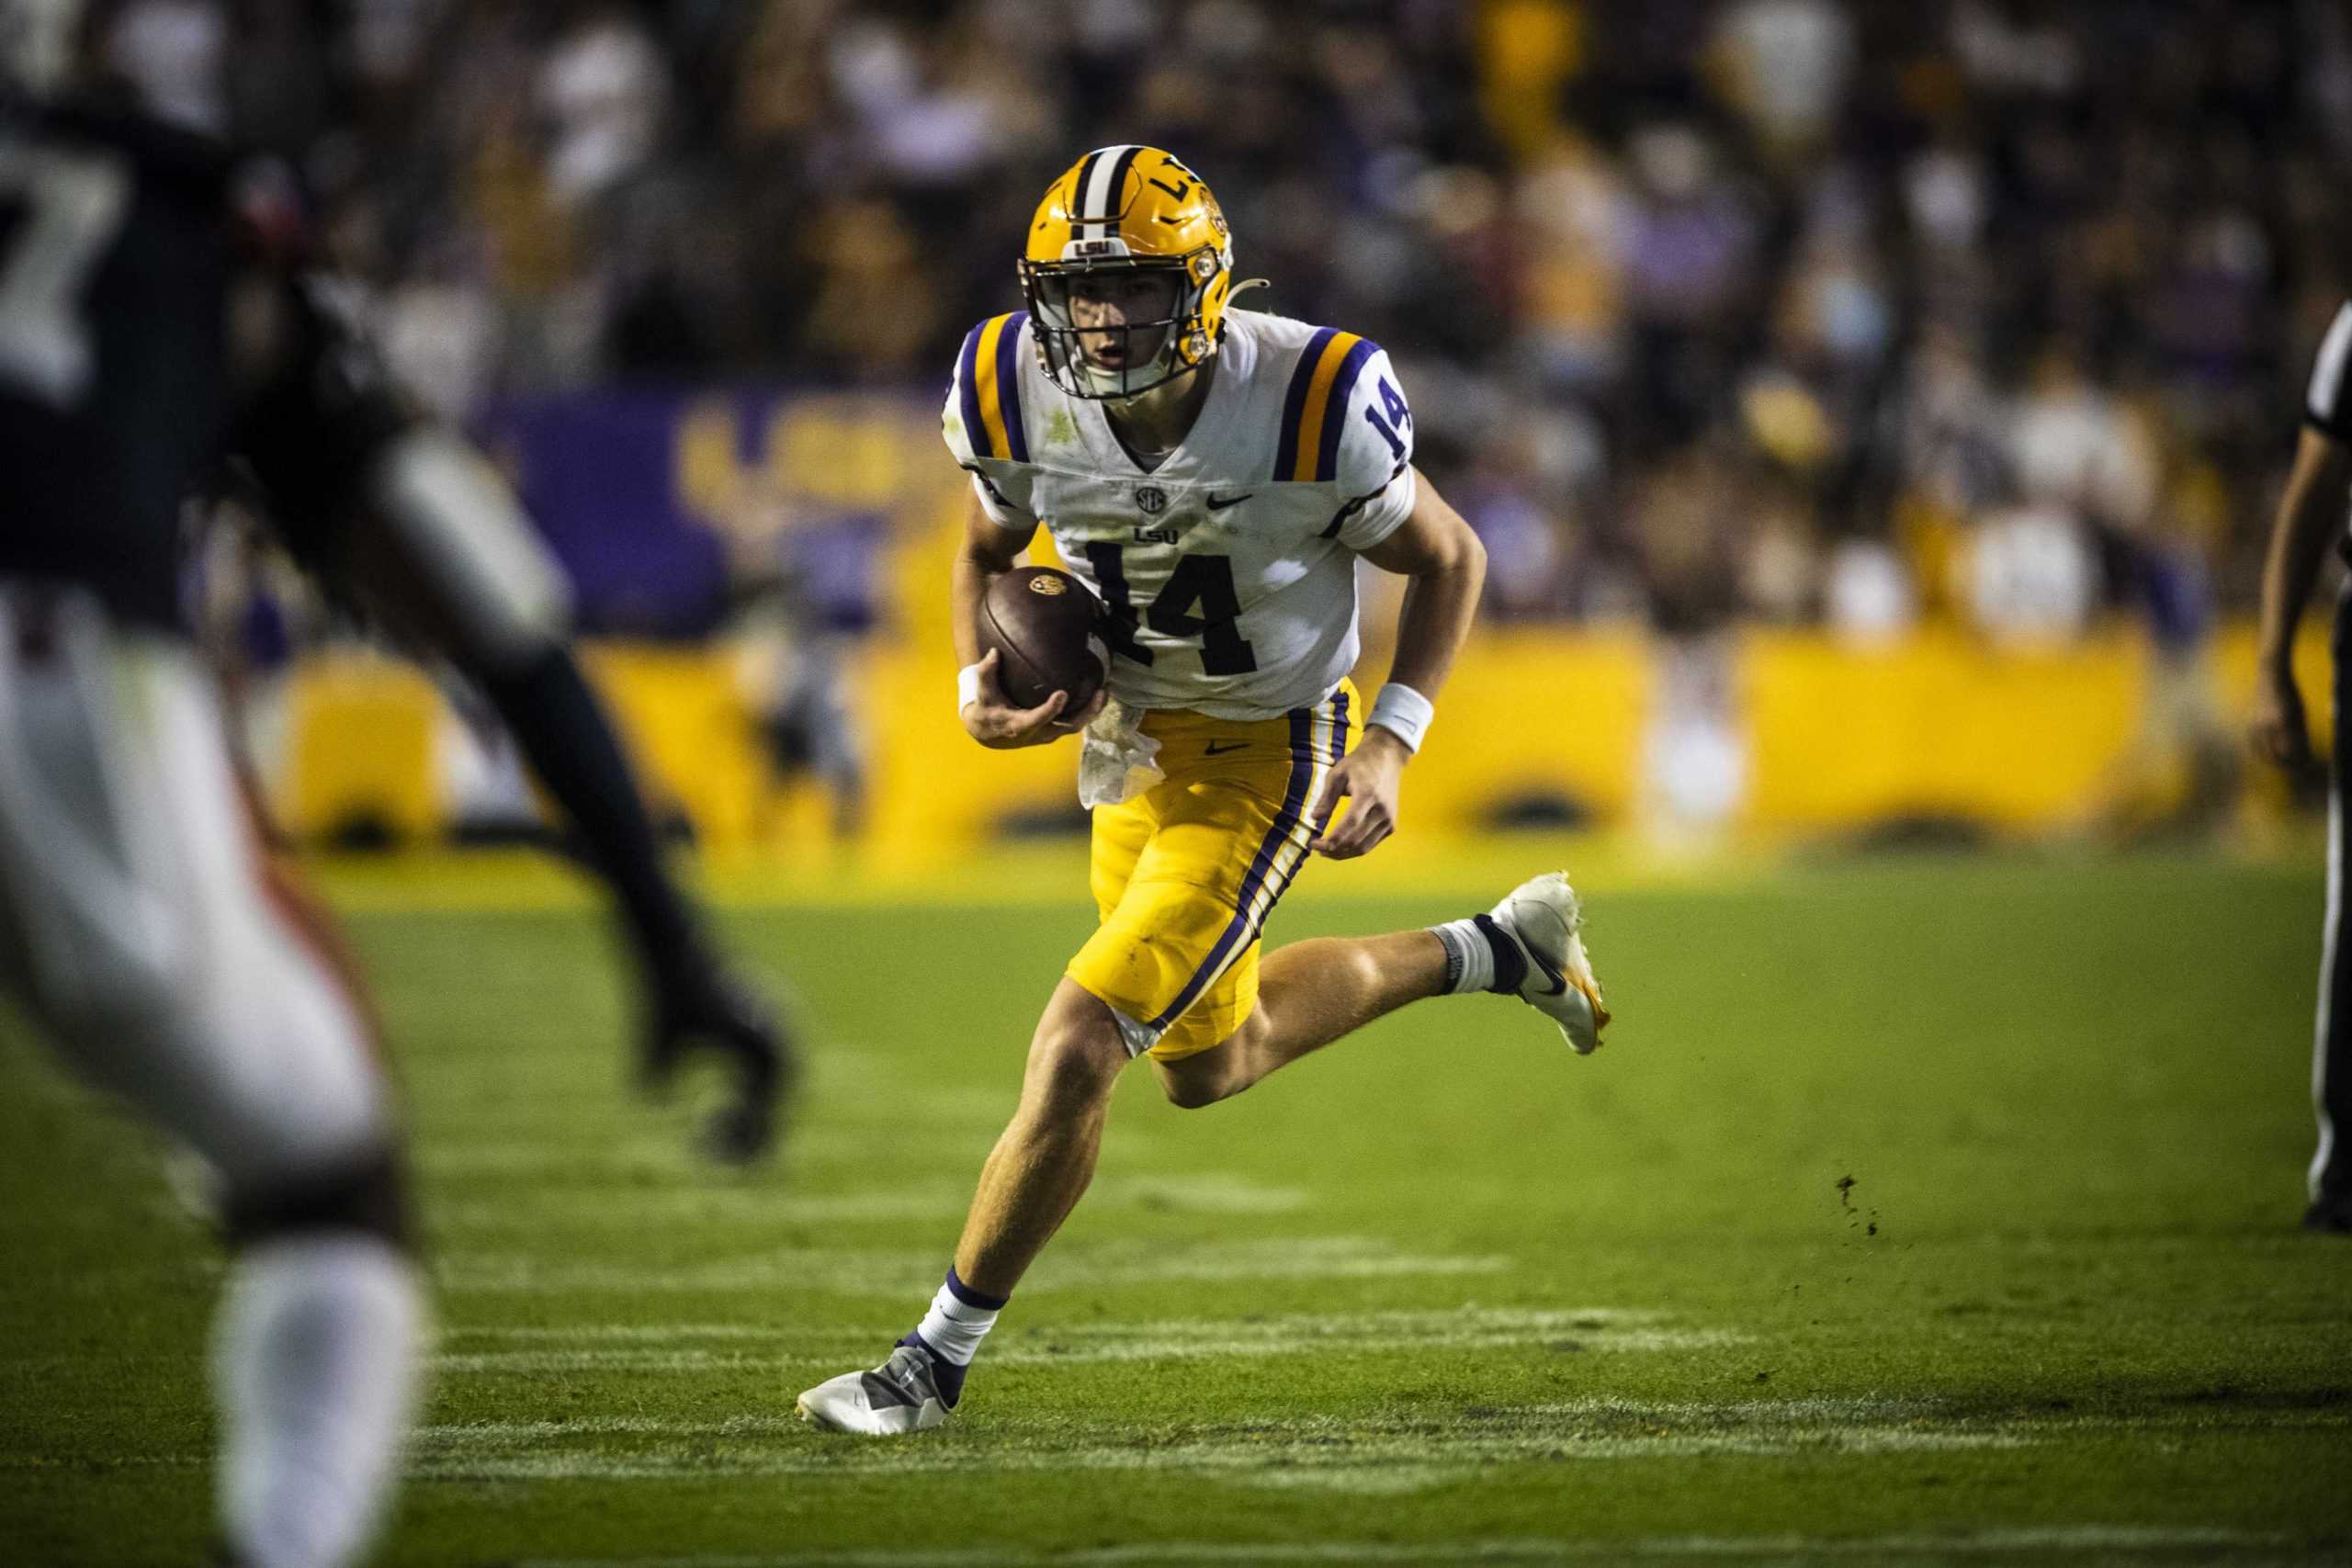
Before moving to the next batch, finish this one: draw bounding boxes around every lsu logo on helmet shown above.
[1020,145,1235,401]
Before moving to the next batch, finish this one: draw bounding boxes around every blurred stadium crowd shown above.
[126,0,2352,643]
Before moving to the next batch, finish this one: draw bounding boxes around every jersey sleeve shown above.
[943,312,1040,532]
[2308,301,2352,442]
[1325,344,1417,550]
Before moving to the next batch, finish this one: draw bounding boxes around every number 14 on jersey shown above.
[1082,543,1259,676]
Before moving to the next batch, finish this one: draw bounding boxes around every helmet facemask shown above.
[1022,246,1224,402]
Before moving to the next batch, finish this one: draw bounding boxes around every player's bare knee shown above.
[1155,1060,1232,1110]
[1157,1009,1268,1108]
[224,1145,416,1256]
[1020,1021,1125,1120]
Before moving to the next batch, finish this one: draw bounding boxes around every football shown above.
[978,566,1108,712]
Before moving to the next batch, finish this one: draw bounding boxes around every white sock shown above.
[1429,918,1495,995]
[913,1269,1003,1367]
[213,1234,425,1568]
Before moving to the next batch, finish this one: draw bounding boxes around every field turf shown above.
[2,847,2348,1566]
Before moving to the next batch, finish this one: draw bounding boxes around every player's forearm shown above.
[952,500,1029,669]
[1385,540,1484,705]
[1352,470,1486,754]
[2256,429,2352,672]
[951,545,999,669]
[1380,473,1487,705]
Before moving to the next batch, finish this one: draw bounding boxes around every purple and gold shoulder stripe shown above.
[956,311,1032,463]
[1272,328,1378,483]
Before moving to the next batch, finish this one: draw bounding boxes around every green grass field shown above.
[3,848,2348,1566]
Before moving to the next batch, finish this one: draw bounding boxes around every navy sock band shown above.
[1472,913,1528,996]
[944,1266,1010,1312]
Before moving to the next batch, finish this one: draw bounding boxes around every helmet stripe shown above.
[1069,149,1105,240]
[1101,145,1143,228]
[1078,143,1141,240]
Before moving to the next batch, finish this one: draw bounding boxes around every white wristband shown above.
[1367,682,1434,753]
[957,661,983,714]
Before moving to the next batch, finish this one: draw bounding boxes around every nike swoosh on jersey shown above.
[1204,492,1252,511]
[1204,740,1250,755]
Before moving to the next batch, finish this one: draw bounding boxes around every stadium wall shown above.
[264,387,2327,854]
[272,623,2327,856]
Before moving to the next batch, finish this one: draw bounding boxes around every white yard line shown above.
[434,1235,1510,1296]
[508,1535,2291,1568]
[407,1427,2030,1486]
[426,1306,1743,1373]
[438,1306,1677,1342]
[426,1185,978,1229]
[423,1416,811,1444]
[412,1393,1982,1450]
[414,1132,1006,1179]
[425,1174,1311,1231]
[443,1325,790,1342]
[413,1130,1170,1175]
[407,1395,2045,1494]
[401,1393,2352,1502]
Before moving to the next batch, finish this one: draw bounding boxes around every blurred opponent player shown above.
[797,146,1610,1433]
[2251,299,2352,1235]
[0,5,786,1563]
[28,0,790,1159]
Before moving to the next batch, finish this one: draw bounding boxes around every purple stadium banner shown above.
[481,387,941,638]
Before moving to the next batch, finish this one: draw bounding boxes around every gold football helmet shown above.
[1020,144,1234,401]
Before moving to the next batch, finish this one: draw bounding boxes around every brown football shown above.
[978,567,1107,712]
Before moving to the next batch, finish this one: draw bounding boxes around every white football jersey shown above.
[2309,299,2352,445]
[944,307,1417,720]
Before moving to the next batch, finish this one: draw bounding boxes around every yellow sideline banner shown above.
[274,624,2328,854]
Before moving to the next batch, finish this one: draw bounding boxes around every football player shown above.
[2251,297,2352,1235]
[797,146,1610,1433]
[0,7,784,1563]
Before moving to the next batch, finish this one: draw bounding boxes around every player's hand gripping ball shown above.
[978,567,1108,712]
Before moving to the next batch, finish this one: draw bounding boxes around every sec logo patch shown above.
[1135,486,1169,515]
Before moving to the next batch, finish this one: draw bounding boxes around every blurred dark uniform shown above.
[0,105,232,623]
[0,89,785,1171]
[0,95,409,1272]
[0,105,402,627]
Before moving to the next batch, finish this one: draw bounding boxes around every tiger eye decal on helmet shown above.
[1020,145,1236,402]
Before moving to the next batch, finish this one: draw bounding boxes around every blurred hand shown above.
[961,649,1105,749]
[1309,727,1409,859]
[2249,665,2318,776]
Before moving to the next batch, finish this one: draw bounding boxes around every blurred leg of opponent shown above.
[335,434,789,1160]
[0,587,424,1568]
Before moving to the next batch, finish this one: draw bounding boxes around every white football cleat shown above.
[1488,871,1611,1054]
[797,1343,952,1435]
